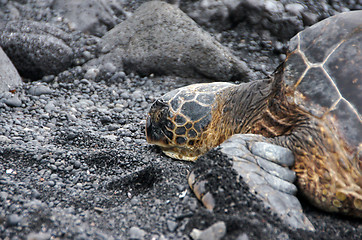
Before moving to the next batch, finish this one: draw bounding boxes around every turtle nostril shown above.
[155,99,166,107]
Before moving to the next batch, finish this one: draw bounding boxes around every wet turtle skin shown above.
[146,11,362,217]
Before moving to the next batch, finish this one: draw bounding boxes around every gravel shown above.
[0,1,361,240]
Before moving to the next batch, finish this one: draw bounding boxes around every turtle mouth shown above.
[146,116,199,161]
[160,146,199,161]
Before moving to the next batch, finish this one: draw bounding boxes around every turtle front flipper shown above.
[274,118,362,218]
[188,134,315,231]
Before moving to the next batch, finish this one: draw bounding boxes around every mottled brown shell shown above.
[283,11,362,153]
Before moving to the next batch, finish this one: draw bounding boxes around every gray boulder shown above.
[97,1,252,81]
[0,20,74,80]
[51,0,122,36]
[232,0,320,41]
[0,46,22,93]
[186,0,240,27]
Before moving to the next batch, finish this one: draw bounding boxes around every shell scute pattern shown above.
[175,114,187,125]
[175,126,186,135]
[196,93,215,104]
[296,66,341,114]
[329,99,362,154]
[176,136,187,145]
[193,114,212,133]
[180,101,210,121]
[283,12,362,163]
[163,128,173,140]
[285,32,343,118]
[188,129,197,138]
[284,11,361,124]
[325,33,362,112]
[162,88,180,102]
[299,12,359,64]
[170,96,181,112]
[282,50,307,86]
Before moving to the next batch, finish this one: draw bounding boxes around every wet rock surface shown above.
[0,1,361,240]
[51,0,125,36]
[0,47,22,93]
[94,1,253,81]
[0,20,75,80]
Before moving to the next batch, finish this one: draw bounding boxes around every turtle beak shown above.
[145,114,168,145]
[145,116,156,142]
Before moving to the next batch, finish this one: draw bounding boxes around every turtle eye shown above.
[150,99,169,122]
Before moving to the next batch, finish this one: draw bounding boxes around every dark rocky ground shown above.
[0,0,361,239]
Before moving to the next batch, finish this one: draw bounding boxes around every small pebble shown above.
[277,232,290,240]
[7,214,22,226]
[47,180,55,187]
[118,71,126,79]
[166,220,178,232]
[285,3,305,16]
[102,62,117,73]
[31,189,41,199]
[236,233,249,240]
[108,124,120,131]
[4,96,22,107]
[29,85,53,96]
[26,232,52,240]
[102,134,118,141]
[84,68,100,80]
[0,191,8,201]
[41,75,55,83]
[190,221,226,240]
[129,226,147,240]
[0,135,12,143]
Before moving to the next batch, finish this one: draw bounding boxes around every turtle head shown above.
[146,83,225,161]
[146,98,203,161]
[146,81,274,161]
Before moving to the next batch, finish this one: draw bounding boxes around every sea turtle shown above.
[146,11,362,218]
